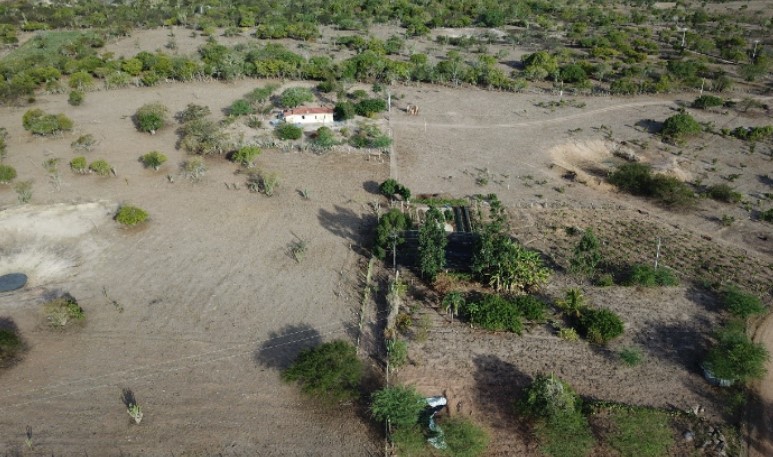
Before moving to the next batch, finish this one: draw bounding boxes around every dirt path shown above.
[748,313,773,457]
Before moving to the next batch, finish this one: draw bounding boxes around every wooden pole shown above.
[654,237,661,269]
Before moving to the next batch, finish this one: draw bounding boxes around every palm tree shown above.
[442,292,465,323]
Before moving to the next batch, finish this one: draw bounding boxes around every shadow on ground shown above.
[253,323,322,370]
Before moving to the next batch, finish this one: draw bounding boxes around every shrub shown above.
[231,145,261,166]
[461,294,523,334]
[578,308,624,344]
[378,179,411,200]
[608,163,695,208]
[88,160,112,176]
[596,274,615,287]
[370,385,426,427]
[276,123,303,140]
[558,327,579,342]
[283,340,363,402]
[134,103,168,133]
[181,157,206,181]
[68,90,84,106]
[660,112,702,142]
[606,409,674,457]
[311,126,336,149]
[704,321,768,383]
[14,180,32,203]
[279,87,314,108]
[442,417,490,457]
[179,118,228,155]
[71,134,96,152]
[45,295,85,327]
[705,184,742,203]
[334,101,356,121]
[22,109,73,135]
[69,156,88,174]
[355,98,387,117]
[176,103,211,123]
[115,205,149,226]
[513,295,548,321]
[625,264,678,287]
[722,285,766,319]
[520,373,580,419]
[692,95,723,109]
[140,151,168,170]
[0,328,23,362]
[245,84,278,104]
[570,228,602,277]
[619,347,644,366]
[761,209,773,223]
[0,164,16,183]
[730,125,773,142]
[386,338,408,369]
[229,99,253,116]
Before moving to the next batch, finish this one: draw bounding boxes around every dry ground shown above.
[0,69,771,456]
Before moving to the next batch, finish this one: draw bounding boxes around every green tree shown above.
[282,340,363,402]
[370,385,426,427]
[22,109,73,136]
[69,156,87,174]
[179,118,228,155]
[472,231,551,293]
[115,205,149,226]
[276,123,303,140]
[570,228,601,277]
[355,98,387,117]
[89,159,112,176]
[442,292,465,322]
[134,103,168,134]
[418,206,447,280]
[229,99,253,116]
[140,151,167,170]
[279,87,314,108]
[520,373,580,419]
[578,308,624,344]
[375,208,409,261]
[334,101,356,121]
[311,126,336,149]
[660,112,701,143]
[231,145,261,166]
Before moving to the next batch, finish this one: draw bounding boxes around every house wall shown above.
[285,113,333,125]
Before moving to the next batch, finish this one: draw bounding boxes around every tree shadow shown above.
[253,323,322,370]
[633,318,712,374]
[363,180,380,195]
[317,204,374,244]
[120,387,138,408]
[758,174,773,187]
[0,316,19,332]
[472,354,532,427]
[635,118,663,134]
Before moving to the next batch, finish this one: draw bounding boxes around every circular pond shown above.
[0,273,28,292]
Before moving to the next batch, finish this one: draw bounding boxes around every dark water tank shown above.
[0,273,27,292]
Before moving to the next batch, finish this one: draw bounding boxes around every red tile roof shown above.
[282,107,334,116]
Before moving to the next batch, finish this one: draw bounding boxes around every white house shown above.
[282,107,334,125]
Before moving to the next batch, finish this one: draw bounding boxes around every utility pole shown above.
[654,237,661,269]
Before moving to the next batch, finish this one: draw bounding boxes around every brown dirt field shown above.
[0,62,771,455]
[0,80,386,455]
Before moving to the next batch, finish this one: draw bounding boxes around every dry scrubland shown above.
[0,31,771,457]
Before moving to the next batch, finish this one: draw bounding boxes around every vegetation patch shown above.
[0,164,16,183]
[115,205,149,226]
[624,264,678,287]
[22,109,73,136]
[608,163,695,208]
[134,103,168,134]
[282,340,362,403]
[460,294,523,334]
[721,285,766,319]
[140,151,167,170]
[603,408,674,457]
[44,295,85,328]
[0,326,24,365]
[704,321,768,384]
[276,123,303,140]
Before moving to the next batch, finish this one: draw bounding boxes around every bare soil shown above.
[0,47,771,456]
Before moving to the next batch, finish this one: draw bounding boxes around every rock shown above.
[683,431,695,442]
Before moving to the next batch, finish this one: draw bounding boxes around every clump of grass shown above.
[619,347,643,366]
[115,205,149,226]
[605,408,674,457]
[44,295,85,327]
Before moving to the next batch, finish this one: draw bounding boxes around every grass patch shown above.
[605,408,674,457]
[44,295,85,328]
[0,327,23,363]
[1,31,83,67]
[619,347,643,366]
[624,264,678,287]
[535,411,595,457]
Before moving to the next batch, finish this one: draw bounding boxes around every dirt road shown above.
[748,313,773,457]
